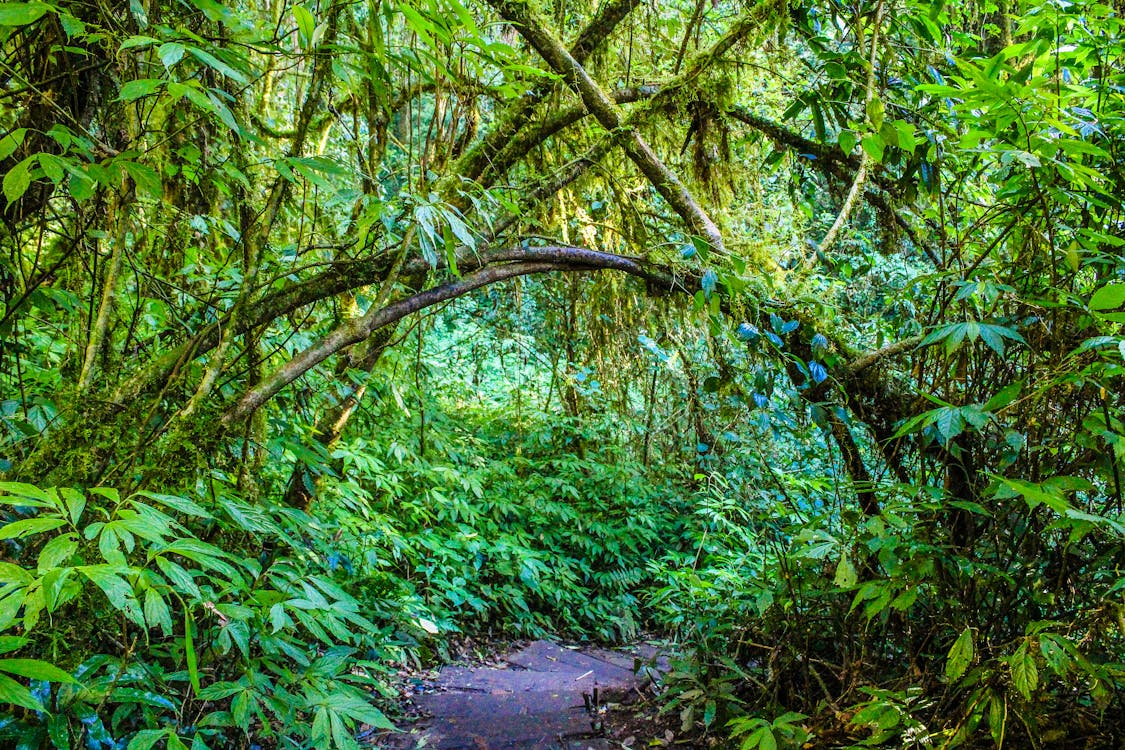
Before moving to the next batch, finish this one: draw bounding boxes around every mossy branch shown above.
[448,0,642,190]
[486,0,724,253]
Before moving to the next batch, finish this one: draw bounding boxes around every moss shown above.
[11,394,128,488]
[138,404,229,492]
[9,383,230,494]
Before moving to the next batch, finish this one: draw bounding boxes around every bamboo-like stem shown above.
[816,0,886,258]
[78,193,129,393]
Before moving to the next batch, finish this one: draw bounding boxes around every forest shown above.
[0,0,1123,746]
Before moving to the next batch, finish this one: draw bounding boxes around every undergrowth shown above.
[0,398,696,748]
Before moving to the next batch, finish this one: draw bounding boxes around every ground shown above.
[370,638,707,749]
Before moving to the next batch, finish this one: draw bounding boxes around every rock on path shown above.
[401,640,665,750]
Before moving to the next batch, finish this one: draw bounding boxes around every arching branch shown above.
[221,246,679,423]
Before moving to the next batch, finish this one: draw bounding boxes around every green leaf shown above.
[0,516,66,540]
[120,35,159,50]
[269,602,289,633]
[135,491,212,519]
[205,90,241,134]
[0,672,44,711]
[0,591,25,631]
[866,96,885,131]
[837,130,856,155]
[112,687,176,709]
[934,407,964,443]
[861,134,884,162]
[989,694,1006,747]
[984,382,1022,412]
[38,153,65,184]
[0,637,29,655]
[330,710,360,750]
[946,627,973,681]
[1010,642,1038,700]
[1040,634,1072,676]
[999,478,1072,514]
[3,155,35,205]
[118,79,165,102]
[184,609,201,694]
[68,167,96,201]
[1066,241,1081,272]
[0,129,27,162]
[443,208,475,250]
[155,556,200,598]
[336,698,395,730]
[144,588,173,636]
[80,566,144,625]
[48,712,69,748]
[977,324,1005,355]
[1090,283,1125,311]
[41,567,76,612]
[127,729,168,750]
[123,161,161,199]
[834,556,857,588]
[0,658,78,683]
[186,47,247,83]
[99,526,124,565]
[312,707,331,748]
[196,682,242,701]
[38,534,78,571]
[158,42,186,68]
[0,3,51,26]
[293,5,315,47]
[894,120,917,153]
[0,482,56,506]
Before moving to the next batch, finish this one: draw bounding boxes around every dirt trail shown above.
[390,640,667,749]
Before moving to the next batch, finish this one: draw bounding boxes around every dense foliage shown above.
[1,0,1123,747]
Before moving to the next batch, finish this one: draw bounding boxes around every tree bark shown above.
[78,192,130,392]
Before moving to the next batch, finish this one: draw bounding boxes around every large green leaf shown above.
[0,516,67,540]
[1090,283,1125,311]
[0,657,77,683]
[1010,642,1038,701]
[946,627,974,681]
[0,672,44,711]
[0,2,50,26]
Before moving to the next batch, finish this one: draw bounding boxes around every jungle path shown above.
[390,640,668,749]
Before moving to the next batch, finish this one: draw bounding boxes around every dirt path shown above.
[385,640,668,749]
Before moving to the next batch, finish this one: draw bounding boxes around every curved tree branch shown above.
[221,248,669,423]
